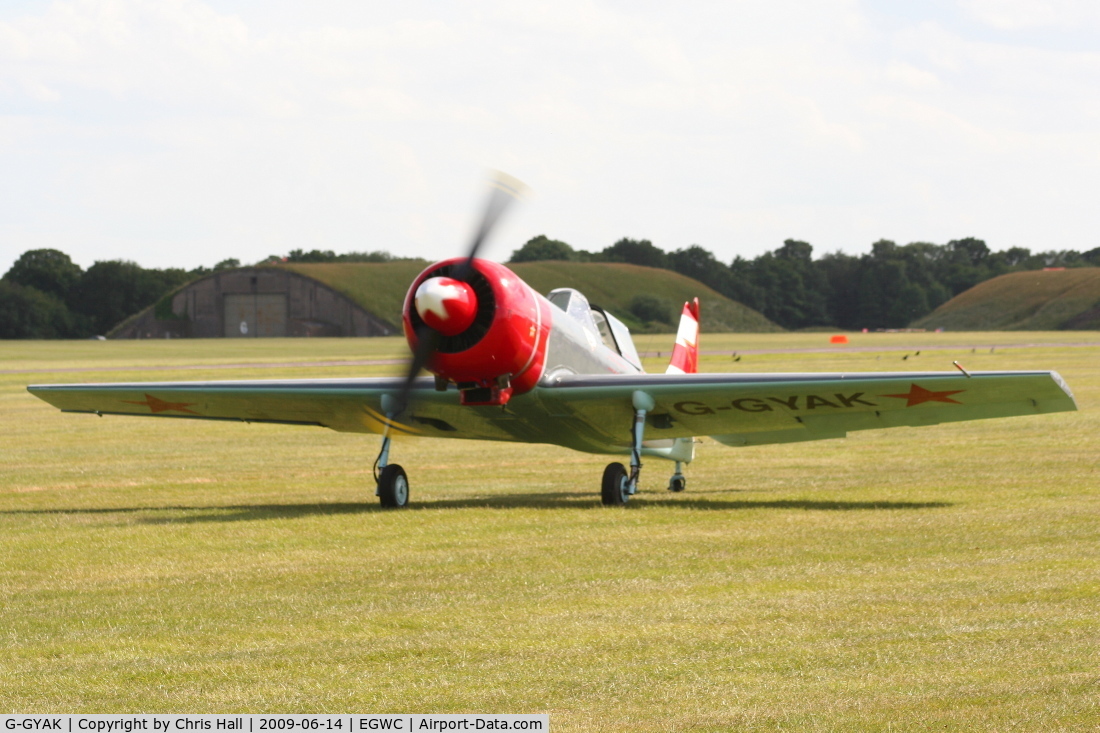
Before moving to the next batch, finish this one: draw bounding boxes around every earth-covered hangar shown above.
[107,259,780,339]
[110,266,398,339]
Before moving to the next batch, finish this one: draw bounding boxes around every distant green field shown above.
[913,267,1100,331]
[2,334,1098,730]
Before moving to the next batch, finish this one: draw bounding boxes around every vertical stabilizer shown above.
[666,298,700,374]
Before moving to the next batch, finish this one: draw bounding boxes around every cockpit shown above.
[547,288,643,370]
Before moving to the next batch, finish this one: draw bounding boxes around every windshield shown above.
[547,288,601,343]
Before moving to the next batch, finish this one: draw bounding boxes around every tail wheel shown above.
[378,464,409,508]
[601,462,630,506]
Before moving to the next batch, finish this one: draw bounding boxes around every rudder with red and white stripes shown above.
[665,298,700,374]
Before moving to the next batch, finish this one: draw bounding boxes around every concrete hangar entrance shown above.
[111,267,394,339]
[223,293,289,337]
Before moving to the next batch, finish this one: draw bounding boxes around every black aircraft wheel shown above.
[378,464,410,508]
[601,462,630,506]
[669,477,686,493]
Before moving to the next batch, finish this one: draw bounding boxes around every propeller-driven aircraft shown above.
[28,176,1078,507]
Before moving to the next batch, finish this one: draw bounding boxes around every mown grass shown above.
[2,334,1098,730]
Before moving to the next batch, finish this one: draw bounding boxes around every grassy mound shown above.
[279,261,430,331]
[913,267,1100,331]
[280,260,781,333]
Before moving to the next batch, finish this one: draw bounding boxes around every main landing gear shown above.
[600,391,688,505]
[601,462,630,505]
[601,460,689,505]
[374,390,689,509]
[374,430,409,508]
[377,463,409,508]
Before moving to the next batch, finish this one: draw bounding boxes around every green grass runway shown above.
[2,333,1098,730]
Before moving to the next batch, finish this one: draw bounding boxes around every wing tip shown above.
[1047,370,1078,409]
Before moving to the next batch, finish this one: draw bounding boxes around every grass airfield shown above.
[2,332,1098,729]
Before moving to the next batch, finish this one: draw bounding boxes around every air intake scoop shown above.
[414,276,478,336]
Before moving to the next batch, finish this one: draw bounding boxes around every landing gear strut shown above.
[374,404,409,508]
[601,391,655,506]
[668,461,687,493]
[601,393,692,504]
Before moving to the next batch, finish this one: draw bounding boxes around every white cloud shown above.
[1,0,1099,276]
[961,0,1100,30]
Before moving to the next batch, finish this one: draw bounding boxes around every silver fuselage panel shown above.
[541,289,643,383]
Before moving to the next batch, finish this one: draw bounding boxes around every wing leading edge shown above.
[535,370,1077,450]
[27,378,444,437]
[28,369,1076,454]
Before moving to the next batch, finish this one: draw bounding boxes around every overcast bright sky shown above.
[2,0,1099,275]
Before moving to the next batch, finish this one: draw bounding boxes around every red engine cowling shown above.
[402,258,553,406]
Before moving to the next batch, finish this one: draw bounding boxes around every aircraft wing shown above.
[538,370,1077,449]
[28,369,1077,451]
[26,378,449,437]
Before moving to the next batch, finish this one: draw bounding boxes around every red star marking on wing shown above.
[122,393,199,415]
[880,384,964,407]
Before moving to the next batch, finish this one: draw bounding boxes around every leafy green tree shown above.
[996,247,1033,268]
[668,245,720,282]
[893,242,942,290]
[668,245,728,293]
[1038,249,1088,268]
[336,251,422,263]
[948,237,990,266]
[4,249,84,305]
[738,240,830,329]
[939,237,992,295]
[74,261,192,335]
[286,249,339,263]
[887,282,931,325]
[601,238,669,269]
[728,256,766,312]
[871,239,899,260]
[856,257,909,329]
[509,235,576,263]
[628,294,671,324]
[776,238,814,263]
[925,281,951,311]
[815,251,861,329]
[0,280,75,338]
[281,249,421,264]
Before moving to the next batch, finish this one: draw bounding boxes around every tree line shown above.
[4,237,1098,338]
[509,235,1100,330]
[0,248,417,338]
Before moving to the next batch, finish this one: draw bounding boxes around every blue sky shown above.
[2,0,1099,274]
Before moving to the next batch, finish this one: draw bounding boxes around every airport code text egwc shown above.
[2,718,546,733]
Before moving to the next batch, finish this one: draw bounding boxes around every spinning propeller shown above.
[392,172,529,415]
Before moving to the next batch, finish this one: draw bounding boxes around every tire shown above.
[378,464,410,508]
[669,477,686,493]
[601,462,630,506]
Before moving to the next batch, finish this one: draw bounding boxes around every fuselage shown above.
[404,258,644,406]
